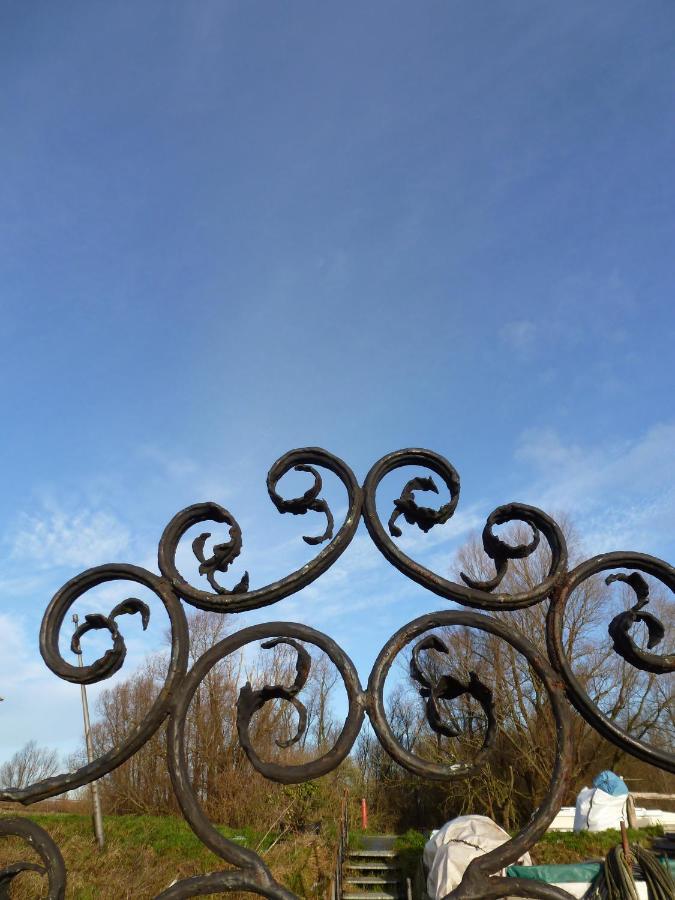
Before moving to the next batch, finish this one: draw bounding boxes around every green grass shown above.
[3,810,664,898]
[7,811,278,857]
[394,829,428,880]
[531,825,664,865]
[0,810,327,898]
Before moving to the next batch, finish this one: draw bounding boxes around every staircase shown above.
[342,837,404,900]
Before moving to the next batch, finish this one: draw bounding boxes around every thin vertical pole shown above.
[360,797,368,831]
[72,614,105,850]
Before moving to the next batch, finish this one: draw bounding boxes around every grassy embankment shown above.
[1,813,666,898]
[0,811,333,899]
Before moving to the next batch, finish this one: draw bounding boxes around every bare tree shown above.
[0,740,59,789]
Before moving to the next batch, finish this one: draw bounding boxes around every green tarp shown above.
[506,859,675,883]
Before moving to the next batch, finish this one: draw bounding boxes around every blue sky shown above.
[0,3,674,763]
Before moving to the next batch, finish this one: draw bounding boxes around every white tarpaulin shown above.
[423,815,532,900]
[573,786,628,832]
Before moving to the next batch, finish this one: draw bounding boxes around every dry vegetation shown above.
[66,611,345,828]
[0,811,333,899]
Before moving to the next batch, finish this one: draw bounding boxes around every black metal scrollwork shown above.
[0,817,66,900]
[547,551,674,774]
[606,572,674,674]
[362,450,569,610]
[267,458,335,545]
[237,638,312,751]
[70,596,151,656]
[157,448,362,612]
[388,474,457,537]
[191,509,249,594]
[410,634,496,743]
[0,446,672,900]
[1,565,188,805]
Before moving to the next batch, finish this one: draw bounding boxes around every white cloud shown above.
[10,500,131,570]
[515,423,675,556]
[138,445,199,482]
[136,443,247,506]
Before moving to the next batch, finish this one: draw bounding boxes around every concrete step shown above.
[344,862,400,871]
[344,876,400,885]
[348,850,397,858]
[343,893,399,900]
[360,836,398,850]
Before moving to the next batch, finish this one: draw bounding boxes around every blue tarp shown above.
[592,770,629,796]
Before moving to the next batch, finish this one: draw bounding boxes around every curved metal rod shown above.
[362,449,568,610]
[605,572,674,674]
[547,551,675,773]
[410,634,497,743]
[0,817,66,900]
[154,866,296,900]
[237,638,311,750]
[449,875,576,899]
[0,564,189,804]
[158,448,362,612]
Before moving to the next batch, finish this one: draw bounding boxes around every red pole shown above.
[361,797,368,831]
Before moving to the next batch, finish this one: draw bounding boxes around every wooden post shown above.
[361,797,368,831]
[620,820,631,862]
[626,794,638,829]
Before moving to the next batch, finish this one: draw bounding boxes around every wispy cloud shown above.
[136,444,248,506]
[515,422,675,556]
[10,499,131,570]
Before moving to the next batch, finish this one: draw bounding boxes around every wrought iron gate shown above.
[0,447,672,898]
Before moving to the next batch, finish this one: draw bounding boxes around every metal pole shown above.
[72,614,105,850]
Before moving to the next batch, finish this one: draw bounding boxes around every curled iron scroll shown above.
[605,572,674,674]
[367,611,570,785]
[0,565,188,805]
[158,448,362,612]
[165,622,365,896]
[70,597,150,656]
[367,611,573,899]
[410,634,496,742]
[0,817,66,900]
[363,449,568,610]
[547,551,675,773]
[237,638,312,751]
